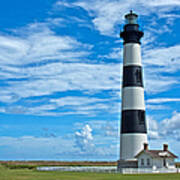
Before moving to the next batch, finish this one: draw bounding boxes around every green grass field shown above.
[0,165,180,180]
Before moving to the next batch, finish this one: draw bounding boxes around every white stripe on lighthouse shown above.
[123,43,142,66]
[120,133,148,160]
[122,87,145,110]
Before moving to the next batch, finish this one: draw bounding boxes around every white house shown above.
[135,144,178,169]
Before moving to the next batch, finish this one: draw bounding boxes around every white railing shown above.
[37,166,179,174]
[37,166,117,173]
[120,168,180,174]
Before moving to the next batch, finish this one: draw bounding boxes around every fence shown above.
[120,168,180,174]
[37,166,179,174]
[37,166,117,173]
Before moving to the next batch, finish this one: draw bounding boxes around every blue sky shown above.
[0,0,180,161]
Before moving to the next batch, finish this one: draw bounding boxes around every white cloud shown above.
[160,111,180,140]
[0,32,91,66]
[73,121,119,158]
[0,133,118,160]
[142,44,180,94]
[146,112,180,143]
[17,95,120,116]
[0,0,179,119]
[147,112,180,143]
[0,16,121,116]
[75,0,129,36]
[104,123,119,137]
[74,124,94,152]
[55,1,75,8]
[73,0,180,35]
[147,116,160,140]
[100,47,123,60]
[0,135,75,160]
[0,93,20,103]
[50,96,107,106]
[0,107,5,113]
[144,74,178,94]
[143,45,180,72]
[146,104,167,110]
[147,0,180,6]
[74,120,119,139]
[147,98,180,104]
[0,62,120,102]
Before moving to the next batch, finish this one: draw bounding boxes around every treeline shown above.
[0,161,117,169]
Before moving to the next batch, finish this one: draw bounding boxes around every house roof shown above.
[135,150,178,159]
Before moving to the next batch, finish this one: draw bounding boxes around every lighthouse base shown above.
[120,133,147,160]
[117,159,138,171]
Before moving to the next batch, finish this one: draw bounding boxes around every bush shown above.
[2,164,36,170]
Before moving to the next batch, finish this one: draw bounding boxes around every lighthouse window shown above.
[135,68,142,83]
[123,66,143,87]
[138,111,145,125]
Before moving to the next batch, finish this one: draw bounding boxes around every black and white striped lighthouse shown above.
[120,11,147,161]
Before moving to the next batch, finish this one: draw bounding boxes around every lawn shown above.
[0,165,180,180]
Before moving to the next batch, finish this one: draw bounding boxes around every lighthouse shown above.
[118,11,147,167]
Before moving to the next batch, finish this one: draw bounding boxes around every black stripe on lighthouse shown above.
[121,110,147,133]
[123,66,143,87]
[120,24,144,44]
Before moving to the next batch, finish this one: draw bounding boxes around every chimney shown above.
[163,144,168,151]
[144,143,148,151]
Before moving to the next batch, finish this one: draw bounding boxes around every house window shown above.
[141,159,144,166]
[147,158,150,166]
[163,158,166,167]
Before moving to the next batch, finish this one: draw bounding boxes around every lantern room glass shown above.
[125,11,138,24]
